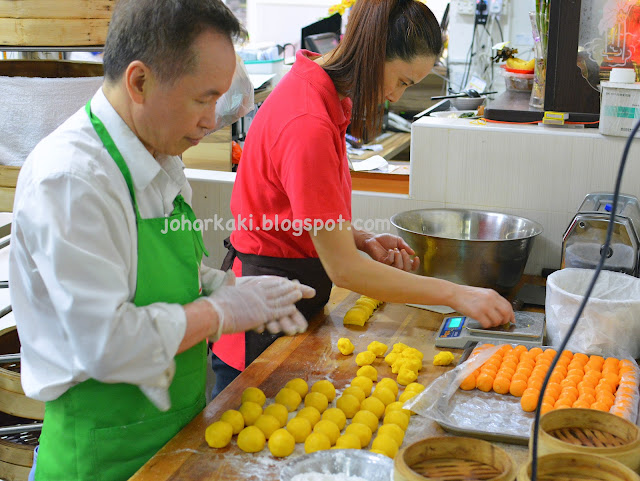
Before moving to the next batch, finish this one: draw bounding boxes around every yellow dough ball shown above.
[335,433,361,449]
[360,396,386,419]
[285,378,309,398]
[378,377,399,397]
[385,401,412,418]
[384,352,399,366]
[275,387,302,412]
[398,390,418,403]
[344,422,373,448]
[205,421,233,448]
[313,419,341,445]
[372,386,396,406]
[286,416,312,443]
[263,403,289,428]
[304,432,331,453]
[304,391,329,414]
[237,425,266,453]
[352,409,379,433]
[342,386,366,403]
[220,409,244,435]
[371,434,399,458]
[336,394,360,418]
[268,428,296,457]
[403,347,424,360]
[367,341,388,357]
[355,351,376,366]
[241,387,266,406]
[322,407,347,430]
[400,357,422,373]
[397,367,418,386]
[433,351,455,366]
[356,297,379,311]
[405,382,425,394]
[356,365,378,382]
[296,406,321,427]
[311,380,336,402]
[391,342,409,353]
[351,376,373,396]
[343,307,369,326]
[253,414,281,439]
[378,423,405,447]
[239,401,263,426]
[383,410,410,431]
[337,338,355,355]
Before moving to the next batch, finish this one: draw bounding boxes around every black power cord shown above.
[529,116,640,480]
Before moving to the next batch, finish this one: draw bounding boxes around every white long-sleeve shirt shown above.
[10,88,223,403]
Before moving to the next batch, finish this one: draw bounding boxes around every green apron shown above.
[34,100,209,481]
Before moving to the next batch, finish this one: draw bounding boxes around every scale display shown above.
[435,311,545,349]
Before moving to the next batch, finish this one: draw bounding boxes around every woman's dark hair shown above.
[323,0,442,139]
[103,0,246,85]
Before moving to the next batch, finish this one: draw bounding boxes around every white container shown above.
[599,68,640,137]
[546,268,640,358]
[501,69,534,92]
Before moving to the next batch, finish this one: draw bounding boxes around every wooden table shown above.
[130,280,542,480]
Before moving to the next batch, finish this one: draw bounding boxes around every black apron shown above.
[221,237,332,366]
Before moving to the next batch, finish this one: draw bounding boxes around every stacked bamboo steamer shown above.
[0,0,113,47]
[0,326,44,481]
[394,436,517,481]
[519,408,640,481]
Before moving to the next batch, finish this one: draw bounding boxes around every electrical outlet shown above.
[455,0,476,16]
[489,0,503,14]
[475,0,488,25]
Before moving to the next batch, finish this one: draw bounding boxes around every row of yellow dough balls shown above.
[343,296,382,326]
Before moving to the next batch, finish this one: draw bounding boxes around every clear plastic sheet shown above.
[404,343,640,443]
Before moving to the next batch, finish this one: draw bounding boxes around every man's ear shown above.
[124,60,151,105]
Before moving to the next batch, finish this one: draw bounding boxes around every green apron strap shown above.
[172,195,209,258]
[85,101,141,219]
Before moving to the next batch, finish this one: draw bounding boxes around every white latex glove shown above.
[203,272,315,339]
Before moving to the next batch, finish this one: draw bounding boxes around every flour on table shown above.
[290,474,369,481]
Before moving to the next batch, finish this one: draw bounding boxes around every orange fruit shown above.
[493,376,511,394]
[459,374,476,391]
[509,379,528,397]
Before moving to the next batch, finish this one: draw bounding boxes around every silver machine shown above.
[562,193,640,276]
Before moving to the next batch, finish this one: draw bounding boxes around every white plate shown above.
[430,110,478,119]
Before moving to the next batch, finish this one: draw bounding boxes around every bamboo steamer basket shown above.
[0,411,40,481]
[0,0,114,46]
[532,408,640,473]
[518,453,640,481]
[0,326,44,420]
[394,436,517,481]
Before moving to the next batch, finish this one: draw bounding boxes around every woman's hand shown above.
[450,285,515,328]
[359,233,420,272]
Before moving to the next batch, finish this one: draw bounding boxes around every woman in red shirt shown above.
[211,0,514,396]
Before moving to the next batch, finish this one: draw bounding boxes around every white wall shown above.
[246,0,335,46]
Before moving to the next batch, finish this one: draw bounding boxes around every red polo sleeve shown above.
[272,116,351,223]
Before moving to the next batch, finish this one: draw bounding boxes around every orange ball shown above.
[572,399,591,409]
[573,353,589,365]
[591,401,611,412]
[459,374,477,391]
[509,379,528,397]
[544,383,562,399]
[521,391,539,412]
[540,402,555,415]
[476,373,494,392]
[528,378,543,391]
[492,376,511,395]
[512,372,529,383]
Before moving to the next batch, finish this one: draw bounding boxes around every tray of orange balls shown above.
[403,343,640,445]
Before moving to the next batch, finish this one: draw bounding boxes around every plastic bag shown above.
[546,268,640,359]
[210,55,255,133]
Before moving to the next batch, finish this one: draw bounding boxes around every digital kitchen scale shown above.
[435,311,545,349]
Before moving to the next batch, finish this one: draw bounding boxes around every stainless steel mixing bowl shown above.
[390,209,543,293]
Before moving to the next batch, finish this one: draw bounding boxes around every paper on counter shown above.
[248,73,276,89]
[350,154,389,172]
[407,303,456,314]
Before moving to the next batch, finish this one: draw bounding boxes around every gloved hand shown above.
[202,273,315,340]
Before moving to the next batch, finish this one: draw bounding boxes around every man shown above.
[9,1,313,480]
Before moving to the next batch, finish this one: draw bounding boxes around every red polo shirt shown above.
[214,51,353,371]
[230,50,353,259]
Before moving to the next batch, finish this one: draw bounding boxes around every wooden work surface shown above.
[130,277,547,481]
